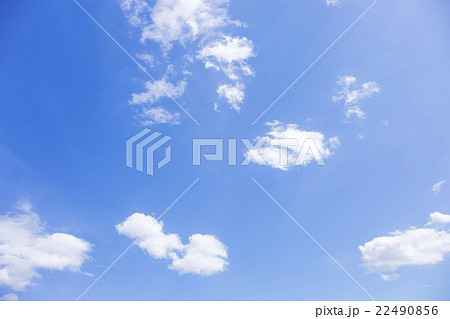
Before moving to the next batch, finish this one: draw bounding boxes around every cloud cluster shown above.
[246,121,339,170]
[138,0,232,49]
[120,0,255,115]
[359,212,450,281]
[0,203,92,290]
[332,75,380,119]
[116,213,228,276]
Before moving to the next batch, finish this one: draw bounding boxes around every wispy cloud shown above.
[140,106,181,125]
[217,82,245,112]
[333,75,380,119]
[130,77,187,105]
[431,181,446,195]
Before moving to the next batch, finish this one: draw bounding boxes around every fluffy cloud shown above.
[139,0,233,49]
[130,77,187,105]
[0,203,92,290]
[198,36,255,80]
[245,121,339,170]
[217,82,245,111]
[0,293,19,301]
[359,212,450,280]
[426,212,450,227]
[431,181,446,195]
[326,0,341,6]
[140,106,181,125]
[333,75,380,119]
[169,234,228,276]
[116,213,228,276]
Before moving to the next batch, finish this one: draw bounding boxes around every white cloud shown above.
[169,234,228,276]
[359,212,450,280]
[326,0,341,6]
[199,36,254,110]
[0,203,92,290]
[198,36,255,80]
[0,293,19,301]
[130,77,187,105]
[139,0,233,49]
[246,121,339,170]
[217,82,245,111]
[426,212,450,227]
[120,0,255,113]
[116,213,228,276]
[140,106,180,125]
[333,75,380,119]
[431,181,446,195]
[380,273,399,281]
[213,102,220,113]
[116,213,183,259]
[119,0,151,28]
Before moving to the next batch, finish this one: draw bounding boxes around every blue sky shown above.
[1,0,450,301]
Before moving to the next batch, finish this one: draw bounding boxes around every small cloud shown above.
[426,212,450,227]
[358,133,365,140]
[198,36,255,81]
[217,82,245,112]
[326,0,340,6]
[140,106,180,125]
[380,273,399,281]
[431,181,446,194]
[130,77,186,105]
[333,75,380,119]
[381,120,389,127]
[213,102,220,113]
